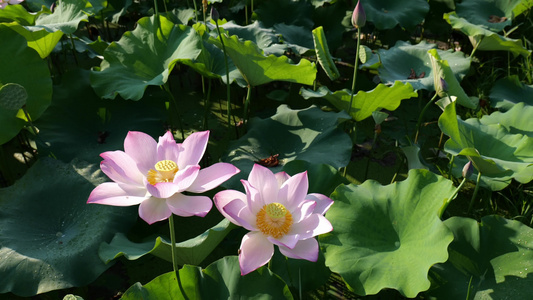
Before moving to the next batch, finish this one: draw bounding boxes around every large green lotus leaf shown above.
[321,169,454,297]
[7,23,63,58]
[34,0,90,34]
[444,12,530,57]
[0,25,52,145]
[99,219,235,266]
[489,75,533,110]
[376,41,471,92]
[312,26,340,81]
[90,15,202,100]
[34,69,166,164]
[209,34,317,87]
[121,256,294,299]
[221,105,351,190]
[362,0,430,30]
[214,21,280,54]
[479,102,533,137]
[0,3,38,25]
[272,23,314,55]
[300,81,417,121]
[456,0,516,32]
[0,157,137,296]
[439,101,533,190]
[427,49,478,109]
[428,215,533,299]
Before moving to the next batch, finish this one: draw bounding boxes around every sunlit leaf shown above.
[90,15,202,100]
[6,23,63,58]
[0,158,137,296]
[121,257,294,299]
[300,81,417,121]
[321,169,454,297]
[313,26,340,81]
[34,0,91,34]
[428,216,533,299]
[99,219,235,266]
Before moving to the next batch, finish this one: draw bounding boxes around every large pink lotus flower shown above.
[0,0,24,9]
[214,164,333,275]
[88,130,240,224]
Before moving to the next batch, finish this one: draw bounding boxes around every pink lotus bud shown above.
[352,0,366,29]
[211,7,219,21]
[462,161,473,178]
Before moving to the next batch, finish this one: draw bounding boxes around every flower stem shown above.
[169,214,179,274]
[214,22,233,132]
[414,92,439,144]
[468,171,482,214]
[438,177,467,218]
[243,84,252,125]
[347,27,361,116]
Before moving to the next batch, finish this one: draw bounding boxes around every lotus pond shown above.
[1,0,533,299]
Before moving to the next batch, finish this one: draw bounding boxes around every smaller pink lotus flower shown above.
[0,0,24,9]
[88,130,240,224]
[214,164,333,275]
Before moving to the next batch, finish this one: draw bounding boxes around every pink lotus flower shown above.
[0,0,24,9]
[214,164,333,275]
[88,130,240,224]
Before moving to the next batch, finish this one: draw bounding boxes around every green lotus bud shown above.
[211,7,219,22]
[352,0,366,29]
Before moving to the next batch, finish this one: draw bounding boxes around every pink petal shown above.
[242,180,265,215]
[177,131,209,168]
[138,197,172,224]
[274,171,290,188]
[305,193,334,215]
[239,231,274,275]
[166,193,212,217]
[278,238,318,262]
[248,164,280,206]
[268,233,300,249]
[222,198,257,231]
[157,131,180,162]
[124,131,158,175]
[214,190,247,225]
[290,214,333,240]
[291,200,317,223]
[173,165,200,192]
[278,171,309,212]
[100,151,144,186]
[187,163,240,193]
[87,182,148,206]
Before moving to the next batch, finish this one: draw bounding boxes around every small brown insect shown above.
[408,68,425,79]
[255,154,280,168]
[488,15,507,23]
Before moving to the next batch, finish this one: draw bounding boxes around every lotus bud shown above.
[211,7,219,22]
[352,0,366,29]
[462,161,473,178]
[440,77,448,93]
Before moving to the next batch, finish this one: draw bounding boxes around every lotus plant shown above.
[0,0,24,9]
[214,164,333,275]
[88,130,240,224]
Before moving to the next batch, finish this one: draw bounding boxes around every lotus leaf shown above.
[320,169,455,297]
[90,14,203,100]
[34,0,91,34]
[300,81,417,121]
[428,215,533,299]
[377,41,471,93]
[121,256,293,299]
[0,25,52,145]
[489,75,533,110]
[221,105,351,189]
[313,26,340,81]
[6,23,63,58]
[444,12,530,57]
[361,0,430,30]
[0,158,137,296]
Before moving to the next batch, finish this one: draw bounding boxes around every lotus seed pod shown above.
[0,83,27,111]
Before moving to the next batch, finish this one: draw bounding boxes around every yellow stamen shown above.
[147,160,178,185]
[256,203,293,239]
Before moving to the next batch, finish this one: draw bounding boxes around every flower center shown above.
[256,203,293,239]
[147,160,178,185]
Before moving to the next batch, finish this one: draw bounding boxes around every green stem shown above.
[68,34,79,66]
[468,171,482,214]
[203,79,212,130]
[163,83,185,140]
[347,27,361,116]
[243,84,252,125]
[192,0,199,22]
[414,92,439,144]
[169,214,179,274]
[214,22,232,131]
[153,0,159,16]
[439,177,467,218]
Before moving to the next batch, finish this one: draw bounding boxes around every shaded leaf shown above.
[489,75,533,110]
[362,0,430,30]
